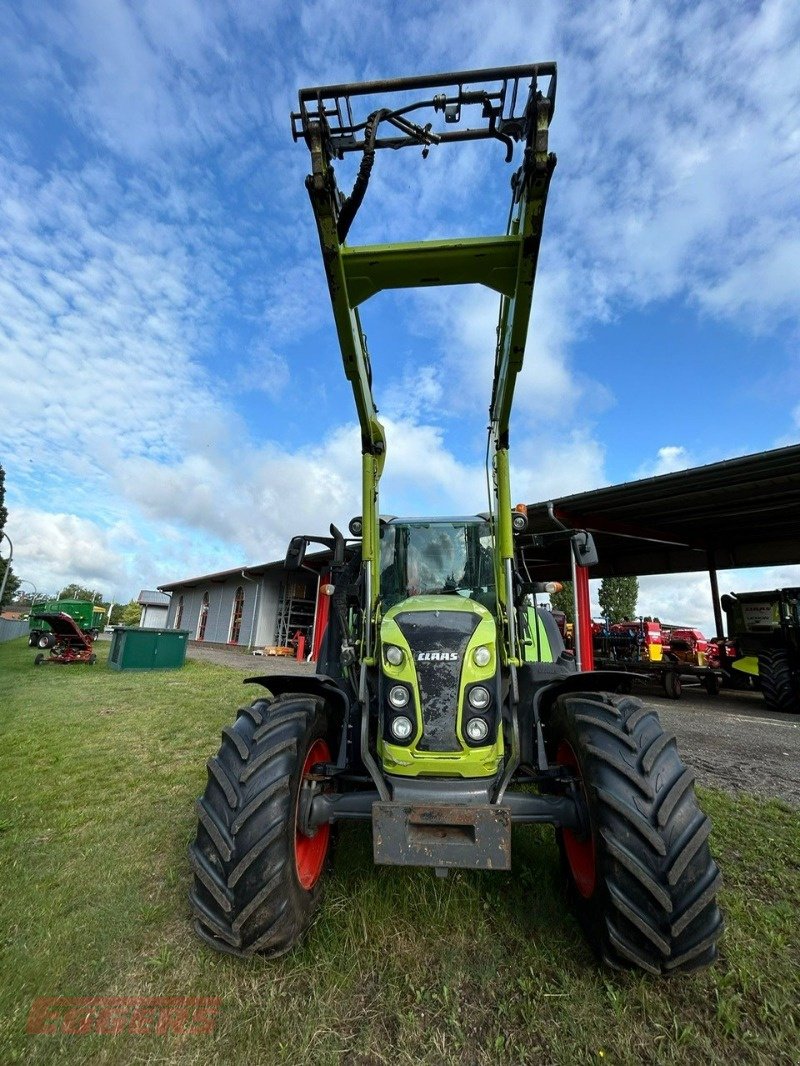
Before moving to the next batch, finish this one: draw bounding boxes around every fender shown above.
[517,667,644,770]
[244,674,355,769]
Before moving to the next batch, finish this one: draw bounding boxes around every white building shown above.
[137,589,171,629]
[158,553,330,657]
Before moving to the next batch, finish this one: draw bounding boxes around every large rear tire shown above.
[189,694,332,957]
[546,691,723,974]
[758,650,798,713]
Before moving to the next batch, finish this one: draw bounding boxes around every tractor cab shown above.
[379,517,495,610]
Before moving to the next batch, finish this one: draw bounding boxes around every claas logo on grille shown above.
[416,651,458,662]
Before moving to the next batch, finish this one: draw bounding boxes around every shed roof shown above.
[157,551,331,593]
[518,444,800,580]
[137,589,172,606]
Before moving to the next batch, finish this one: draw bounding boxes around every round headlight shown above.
[512,511,528,532]
[468,685,491,710]
[385,644,403,666]
[390,715,413,740]
[473,645,491,668]
[466,717,489,742]
[388,685,409,709]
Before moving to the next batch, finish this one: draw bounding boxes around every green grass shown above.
[0,637,798,1065]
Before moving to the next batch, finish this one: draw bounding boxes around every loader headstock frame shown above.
[291,64,556,157]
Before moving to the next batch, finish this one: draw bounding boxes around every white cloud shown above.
[234,342,290,396]
[635,564,800,637]
[7,508,126,594]
[635,446,694,479]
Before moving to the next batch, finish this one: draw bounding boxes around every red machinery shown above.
[32,612,97,666]
[662,627,709,665]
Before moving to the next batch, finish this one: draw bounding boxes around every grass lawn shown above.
[0,636,798,1065]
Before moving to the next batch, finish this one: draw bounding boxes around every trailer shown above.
[592,620,722,698]
[28,600,105,648]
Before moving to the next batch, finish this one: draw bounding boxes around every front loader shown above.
[189,65,722,974]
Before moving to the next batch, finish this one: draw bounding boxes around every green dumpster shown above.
[108,627,189,671]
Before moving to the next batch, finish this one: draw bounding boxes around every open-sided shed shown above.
[517,444,800,639]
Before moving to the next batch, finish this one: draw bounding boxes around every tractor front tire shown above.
[548,691,723,974]
[758,650,798,713]
[189,694,333,957]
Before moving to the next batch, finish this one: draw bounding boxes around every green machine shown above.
[29,599,105,648]
[189,65,722,973]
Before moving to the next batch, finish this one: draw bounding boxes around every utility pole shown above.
[0,533,13,610]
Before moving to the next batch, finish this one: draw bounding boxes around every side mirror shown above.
[720,594,735,613]
[571,531,598,569]
[284,536,307,570]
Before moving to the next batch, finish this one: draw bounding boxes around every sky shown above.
[1,0,799,632]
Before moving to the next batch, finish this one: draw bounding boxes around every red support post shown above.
[574,565,593,671]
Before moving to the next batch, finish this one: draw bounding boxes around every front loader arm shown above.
[294,65,557,660]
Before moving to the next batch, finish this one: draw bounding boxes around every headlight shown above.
[388,685,410,709]
[465,718,489,742]
[390,715,413,740]
[385,644,403,666]
[467,685,491,710]
[473,645,491,668]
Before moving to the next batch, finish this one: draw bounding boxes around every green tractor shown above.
[721,588,800,712]
[189,65,722,974]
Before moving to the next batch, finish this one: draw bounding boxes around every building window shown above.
[175,594,184,630]
[197,592,209,641]
[229,586,245,644]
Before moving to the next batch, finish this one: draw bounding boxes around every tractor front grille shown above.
[395,610,480,751]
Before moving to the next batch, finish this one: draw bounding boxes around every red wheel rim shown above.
[557,739,596,899]
[295,738,332,890]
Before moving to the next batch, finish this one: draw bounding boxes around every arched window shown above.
[197,592,209,641]
[229,586,245,644]
[175,594,184,630]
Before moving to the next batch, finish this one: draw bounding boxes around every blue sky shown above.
[1,0,799,631]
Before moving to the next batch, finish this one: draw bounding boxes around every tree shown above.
[0,464,20,609]
[109,603,128,625]
[58,583,103,602]
[120,600,142,626]
[548,580,575,623]
[598,576,639,623]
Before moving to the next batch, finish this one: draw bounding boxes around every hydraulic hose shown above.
[337,108,391,243]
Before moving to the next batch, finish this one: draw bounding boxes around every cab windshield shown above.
[379,520,495,609]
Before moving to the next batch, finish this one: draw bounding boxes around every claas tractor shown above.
[189,65,722,974]
[721,588,800,712]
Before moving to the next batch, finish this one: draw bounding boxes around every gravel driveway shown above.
[188,643,800,807]
[187,641,315,675]
[645,686,799,807]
